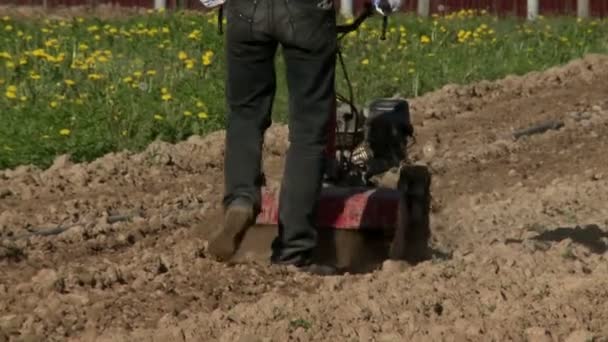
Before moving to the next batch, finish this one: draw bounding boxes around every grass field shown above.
[0,9,607,170]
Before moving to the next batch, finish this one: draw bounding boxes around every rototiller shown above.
[253,2,433,261]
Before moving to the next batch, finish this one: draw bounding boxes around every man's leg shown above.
[270,1,338,266]
[209,0,277,261]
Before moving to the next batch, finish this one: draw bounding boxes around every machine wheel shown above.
[389,164,432,262]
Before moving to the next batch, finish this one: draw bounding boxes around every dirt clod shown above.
[565,330,595,342]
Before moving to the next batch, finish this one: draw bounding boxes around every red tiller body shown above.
[256,186,400,230]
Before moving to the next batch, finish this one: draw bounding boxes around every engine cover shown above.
[364,98,414,176]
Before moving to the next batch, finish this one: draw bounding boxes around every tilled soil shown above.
[1,54,608,342]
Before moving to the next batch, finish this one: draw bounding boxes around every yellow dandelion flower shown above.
[59,128,71,136]
[122,76,133,83]
[47,54,65,63]
[5,85,17,99]
[5,61,15,69]
[178,51,188,60]
[185,59,195,69]
[0,52,11,59]
[50,101,59,108]
[146,70,157,76]
[44,38,59,48]
[32,48,47,57]
[202,50,214,66]
[88,73,102,80]
[420,35,431,44]
[198,112,208,119]
[133,71,143,78]
[154,114,164,121]
[29,72,41,80]
[161,93,172,101]
[361,58,369,65]
[64,79,75,86]
[184,110,192,116]
[188,30,201,40]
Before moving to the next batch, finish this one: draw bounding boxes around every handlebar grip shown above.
[336,2,374,34]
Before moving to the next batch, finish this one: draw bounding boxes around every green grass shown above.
[0,9,607,170]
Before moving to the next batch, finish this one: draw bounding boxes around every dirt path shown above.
[1,54,608,342]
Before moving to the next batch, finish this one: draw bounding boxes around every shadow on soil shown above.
[531,224,608,254]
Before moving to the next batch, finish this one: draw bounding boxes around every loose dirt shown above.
[1,54,608,342]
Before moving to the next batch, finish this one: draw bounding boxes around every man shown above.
[207,0,339,275]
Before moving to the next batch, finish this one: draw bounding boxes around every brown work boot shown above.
[208,198,255,262]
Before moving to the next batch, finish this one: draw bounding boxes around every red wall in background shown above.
[591,0,608,17]
[348,0,604,17]
[6,0,608,17]
[12,0,153,7]
[428,0,527,17]
[540,0,577,15]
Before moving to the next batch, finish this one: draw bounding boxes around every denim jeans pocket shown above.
[226,0,261,25]
[286,0,336,26]
[283,0,336,49]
